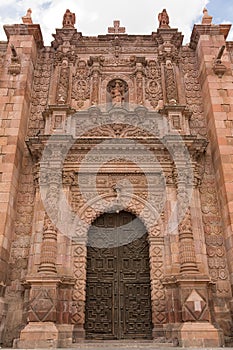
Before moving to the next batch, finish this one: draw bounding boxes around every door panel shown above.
[85,211,152,339]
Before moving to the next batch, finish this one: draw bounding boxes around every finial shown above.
[158,9,170,29]
[22,8,33,24]
[62,9,76,29]
[201,7,213,25]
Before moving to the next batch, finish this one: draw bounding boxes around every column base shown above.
[177,322,224,347]
[57,324,73,348]
[152,325,165,338]
[72,324,85,343]
[15,322,58,349]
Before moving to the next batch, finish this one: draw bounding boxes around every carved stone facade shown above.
[0,7,233,349]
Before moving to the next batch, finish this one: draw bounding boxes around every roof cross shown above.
[108,20,126,34]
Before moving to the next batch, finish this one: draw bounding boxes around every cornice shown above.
[4,24,44,49]
[190,24,232,50]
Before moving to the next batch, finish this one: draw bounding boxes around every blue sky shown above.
[0,0,232,45]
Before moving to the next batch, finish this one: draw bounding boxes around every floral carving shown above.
[180,47,207,137]
[145,60,162,108]
[149,246,166,324]
[72,60,90,108]
[28,50,53,136]
[71,244,86,324]
[200,155,230,296]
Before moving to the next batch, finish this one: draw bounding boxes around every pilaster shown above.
[0,22,43,344]
[190,23,233,290]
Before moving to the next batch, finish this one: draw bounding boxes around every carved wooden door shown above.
[85,211,152,339]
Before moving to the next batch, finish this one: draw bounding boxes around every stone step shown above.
[71,347,173,349]
[71,340,174,349]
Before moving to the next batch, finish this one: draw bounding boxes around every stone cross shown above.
[108,20,126,34]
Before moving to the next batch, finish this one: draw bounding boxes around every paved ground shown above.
[68,346,230,350]
[1,340,232,349]
[67,340,232,349]
[1,346,230,350]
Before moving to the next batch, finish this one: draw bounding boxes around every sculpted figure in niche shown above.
[62,9,76,28]
[107,79,128,105]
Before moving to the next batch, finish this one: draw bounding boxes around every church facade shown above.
[0,7,233,348]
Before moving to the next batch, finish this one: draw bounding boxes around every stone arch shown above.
[71,193,167,333]
[76,192,163,238]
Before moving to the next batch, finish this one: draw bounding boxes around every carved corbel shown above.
[213,45,227,78]
[8,44,21,75]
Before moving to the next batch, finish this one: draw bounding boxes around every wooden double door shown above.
[85,211,152,339]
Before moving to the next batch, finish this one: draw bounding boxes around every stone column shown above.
[17,141,76,348]
[38,214,58,274]
[174,166,199,274]
[166,165,224,347]
[38,166,61,275]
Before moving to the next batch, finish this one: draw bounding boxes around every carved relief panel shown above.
[145,60,163,108]
[71,60,90,109]
[56,58,70,105]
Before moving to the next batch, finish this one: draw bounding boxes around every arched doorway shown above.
[85,211,153,340]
